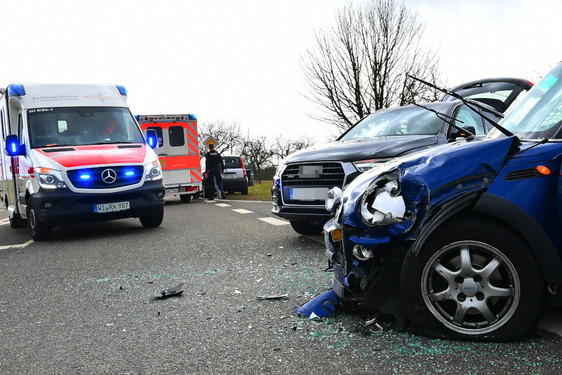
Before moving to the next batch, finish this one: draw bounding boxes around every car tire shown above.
[27,204,52,241]
[140,208,164,228]
[289,220,324,235]
[241,187,248,195]
[180,194,191,202]
[400,216,545,341]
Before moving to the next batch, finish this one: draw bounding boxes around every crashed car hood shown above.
[284,135,439,163]
[341,137,517,228]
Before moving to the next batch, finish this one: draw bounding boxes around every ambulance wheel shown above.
[241,187,248,195]
[180,195,191,202]
[27,204,52,241]
[401,217,545,341]
[140,208,164,228]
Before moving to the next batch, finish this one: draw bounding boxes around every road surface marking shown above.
[259,217,289,226]
[232,209,253,214]
[215,203,231,207]
[0,218,9,226]
[0,240,34,251]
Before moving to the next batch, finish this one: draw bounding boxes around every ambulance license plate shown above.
[94,201,130,213]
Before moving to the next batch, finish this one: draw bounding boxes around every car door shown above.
[442,78,533,114]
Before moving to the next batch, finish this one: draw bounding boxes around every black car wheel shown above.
[27,204,52,241]
[289,220,324,235]
[140,208,164,228]
[401,217,545,341]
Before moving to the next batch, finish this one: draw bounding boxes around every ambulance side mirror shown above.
[5,134,25,156]
[146,129,159,149]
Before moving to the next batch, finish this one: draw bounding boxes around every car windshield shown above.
[27,107,145,148]
[489,63,562,140]
[339,104,445,141]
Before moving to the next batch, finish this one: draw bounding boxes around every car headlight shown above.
[359,172,405,226]
[36,168,67,189]
[352,158,388,172]
[325,187,342,213]
[146,160,163,181]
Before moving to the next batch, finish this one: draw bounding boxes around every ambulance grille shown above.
[67,166,144,189]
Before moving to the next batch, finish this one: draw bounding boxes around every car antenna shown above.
[408,75,518,139]
[410,102,475,141]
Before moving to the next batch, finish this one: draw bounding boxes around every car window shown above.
[453,105,485,135]
[223,157,242,168]
[168,126,185,147]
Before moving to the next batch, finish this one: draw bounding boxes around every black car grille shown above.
[67,166,144,189]
[281,162,345,205]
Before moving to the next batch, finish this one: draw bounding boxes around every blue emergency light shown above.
[188,114,197,120]
[8,84,25,96]
[146,130,158,149]
[79,173,92,181]
[116,85,127,96]
[5,135,23,156]
[123,169,136,178]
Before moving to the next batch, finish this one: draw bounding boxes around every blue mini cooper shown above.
[322,63,562,341]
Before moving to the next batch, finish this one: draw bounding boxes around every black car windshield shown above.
[339,104,446,141]
[489,63,562,140]
[27,107,145,148]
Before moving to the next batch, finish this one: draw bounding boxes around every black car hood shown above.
[284,135,439,163]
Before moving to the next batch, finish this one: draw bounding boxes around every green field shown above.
[225,181,272,201]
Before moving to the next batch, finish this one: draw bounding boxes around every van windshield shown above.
[489,63,562,140]
[27,107,145,148]
[339,104,445,141]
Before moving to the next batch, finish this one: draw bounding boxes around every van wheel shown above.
[289,220,324,235]
[241,187,248,195]
[180,195,191,202]
[27,204,52,241]
[140,208,164,228]
[401,217,545,341]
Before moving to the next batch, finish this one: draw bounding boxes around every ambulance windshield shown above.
[27,107,145,148]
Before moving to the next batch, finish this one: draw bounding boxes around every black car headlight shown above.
[359,172,405,226]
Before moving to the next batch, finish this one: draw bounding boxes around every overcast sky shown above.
[2,0,561,144]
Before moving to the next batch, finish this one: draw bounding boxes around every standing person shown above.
[204,143,225,200]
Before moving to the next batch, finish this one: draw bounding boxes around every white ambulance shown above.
[137,114,202,202]
[0,83,165,240]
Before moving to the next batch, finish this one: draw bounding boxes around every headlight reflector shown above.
[359,173,405,226]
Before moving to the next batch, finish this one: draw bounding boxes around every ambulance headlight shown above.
[36,168,67,189]
[146,160,162,181]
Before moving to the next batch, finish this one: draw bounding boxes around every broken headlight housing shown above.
[359,171,405,226]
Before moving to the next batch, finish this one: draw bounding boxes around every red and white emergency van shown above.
[0,83,165,240]
[137,114,201,202]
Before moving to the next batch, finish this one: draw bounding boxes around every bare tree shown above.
[271,134,316,162]
[199,119,244,155]
[302,0,443,130]
[240,136,273,184]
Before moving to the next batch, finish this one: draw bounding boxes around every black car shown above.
[272,78,532,235]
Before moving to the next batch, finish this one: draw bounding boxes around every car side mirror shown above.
[146,129,159,149]
[449,125,476,141]
[5,134,25,156]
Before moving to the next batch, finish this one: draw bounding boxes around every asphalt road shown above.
[1,197,561,374]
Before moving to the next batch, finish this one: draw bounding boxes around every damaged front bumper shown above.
[324,218,407,320]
